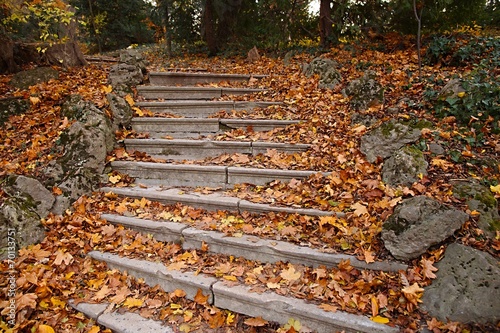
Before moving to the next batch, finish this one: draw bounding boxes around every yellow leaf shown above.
[370,316,390,324]
[133,106,143,116]
[226,312,235,325]
[109,175,121,184]
[179,323,192,333]
[457,91,466,98]
[50,296,66,308]
[284,318,301,331]
[123,297,143,308]
[125,94,135,106]
[102,85,113,93]
[223,275,238,282]
[490,184,500,194]
[38,325,55,333]
[88,326,101,333]
[30,96,41,105]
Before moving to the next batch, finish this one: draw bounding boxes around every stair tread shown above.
[100,185,339,217]
[100,213,407,272]
[87,250,400,333]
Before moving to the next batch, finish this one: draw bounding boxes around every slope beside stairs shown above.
[72,70,406,333]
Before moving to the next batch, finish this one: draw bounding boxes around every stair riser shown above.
[137,87,266,100]
[131,119,299,139]
[136,101,281,118]
[111,163,316,188]
[149,73,265,86]
[124,141,308,160]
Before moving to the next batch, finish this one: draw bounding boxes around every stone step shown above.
[111,161,319,188]
[136,101,282,118]
[100,186,339,217]
[101,213,408,273]
[123,138,310,160]
[149,72,267,86]
[87,251,400,333]
[131,118,300,139]
[69,301,175,333]
[137,86,267,100]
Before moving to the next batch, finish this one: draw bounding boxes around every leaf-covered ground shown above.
[1,35,499,333]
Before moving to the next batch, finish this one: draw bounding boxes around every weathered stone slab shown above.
[238,200,338,217]
[227,167,316,186]
[124,138,252,160]
[422,243,500,324]
[251,142,310,155]
[98,309,174,333]
[100,214,187,243]
[182,228,407,272]
[137,86,222,100]
[132,118,220,138]
[149,72,266,86]
[382,196,469,260]
[111,161,228,188]
[221,87,266,96]
[68,301,109,319]
[88,251,216,304]
[303,57,342,90]
[9,175,54,218]
[136,101,236,117]
[220,119,299,132]
[212,283,398,333]
[99,187,241,212]
[360,120,421,163]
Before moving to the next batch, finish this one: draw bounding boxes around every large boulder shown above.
[452,180,500,238]
[382,196,469,260]
[0,97,30,125]
[9,67,59,90]
[44,96,114,214]
[360,120,421,163]
[438,78,465,100]
[422,243,500,324]
[303,57,342,89]
[382,146,428,187]
[0,197,45,260]
[108,63,144,96]
[343,70,384,111]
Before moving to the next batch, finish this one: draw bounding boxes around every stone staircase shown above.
[72,71,405,333]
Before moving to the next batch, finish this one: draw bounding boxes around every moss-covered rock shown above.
[343,70,384,111]
[452,180,500,238]
[0,97,30,126]
[382,146,428,187]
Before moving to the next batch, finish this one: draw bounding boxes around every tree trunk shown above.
[203,0,218,56]
[0,34,18,74]
[319,0,333,48]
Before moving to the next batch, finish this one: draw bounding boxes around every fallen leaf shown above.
[280,264,301,282]
[318,303,337,312]
[194,289,209,305]
[37,324,55,333]
[123,297,143,308]
[370,316,390,324]
[244,317,269,327]
[421,258,438,279]
[351,202,368,216]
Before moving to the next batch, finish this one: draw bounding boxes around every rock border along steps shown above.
[87,70,404,332]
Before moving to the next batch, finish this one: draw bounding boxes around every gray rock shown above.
[9,175,55,218]
[0,97,30,125]
[360,120,421,163]
[43,98,114,213]
[107,93,133,130]
[452,180,499,238]
[303,57,342,89]
[382,146,428,187]
[119,49,148,73]
[428,142,445,155]
[422,243,500,324]
[343,70,384,111]
[438,78,465,100]
[0,197,45,260]
[108,63,143,96]
[382,196,468,260]
[10,67,59,90]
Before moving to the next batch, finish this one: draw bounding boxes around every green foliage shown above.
[2,0,75,49]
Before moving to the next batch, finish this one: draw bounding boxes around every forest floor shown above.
[0,33,499,333]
